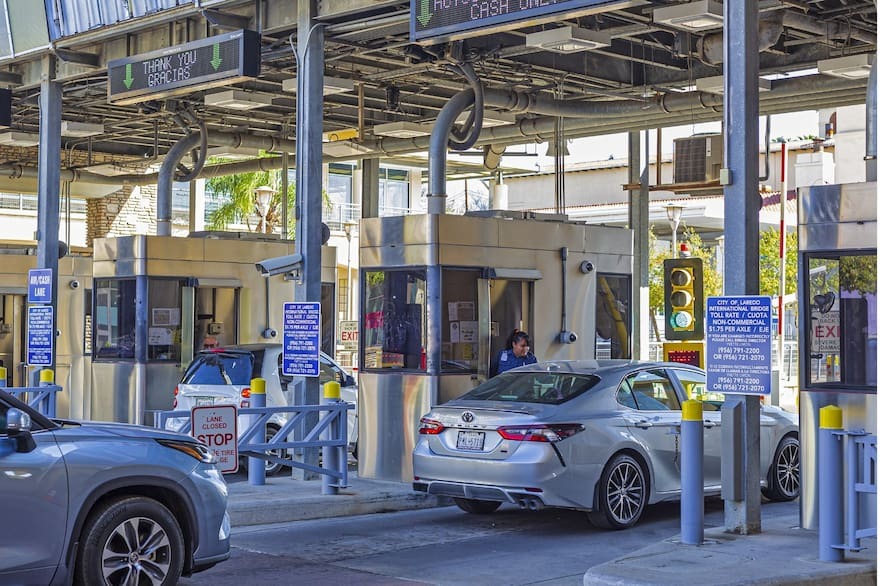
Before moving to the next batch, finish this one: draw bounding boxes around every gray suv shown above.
[0,389,230,585]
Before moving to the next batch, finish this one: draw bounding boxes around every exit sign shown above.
[107,29,261,105]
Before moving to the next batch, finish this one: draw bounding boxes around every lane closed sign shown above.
[191,405,238,473]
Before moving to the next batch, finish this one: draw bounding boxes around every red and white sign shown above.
[340,320,358,351]
[191,405,238,473]
[813,311,840,353]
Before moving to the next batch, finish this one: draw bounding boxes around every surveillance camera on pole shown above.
[255,253,304,277]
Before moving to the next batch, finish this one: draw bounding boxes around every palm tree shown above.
[206,163,294,235]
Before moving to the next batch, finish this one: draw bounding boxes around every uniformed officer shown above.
[492,329,537,376]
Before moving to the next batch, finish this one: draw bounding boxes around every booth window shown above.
[596,273,632,359]
[362,269,426,371]
[805,252,877,391]
[148,279,185,362]
[94,279,136,360]
[441,269,479,373]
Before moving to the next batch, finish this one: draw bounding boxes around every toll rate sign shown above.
[706,296,772,395]
[282,302,321,377]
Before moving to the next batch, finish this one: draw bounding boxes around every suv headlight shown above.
[157,439,217,464]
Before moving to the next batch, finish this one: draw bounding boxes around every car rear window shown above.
[181,352,254,385]
[459,372,600,404]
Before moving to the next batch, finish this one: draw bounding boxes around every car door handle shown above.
[634,420,654,429]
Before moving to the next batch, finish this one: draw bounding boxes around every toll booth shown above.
[89,233,337,425]
[798,181,877,529]
[356,212,634,481]
[0,241,92,418]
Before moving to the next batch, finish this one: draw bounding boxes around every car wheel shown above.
[264,424,288,476]
[453,498,502,514]
[763,435,800,502]
[75,496,184,586]
[588,453,648,530]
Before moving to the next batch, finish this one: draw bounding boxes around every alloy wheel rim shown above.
[776,442,800,497]
[101,516,172,585]
[607,461,645,524]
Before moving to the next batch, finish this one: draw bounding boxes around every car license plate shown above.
[456,430,485,451]
[195,397,214,406]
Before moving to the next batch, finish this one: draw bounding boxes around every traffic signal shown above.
[663,257,704,340]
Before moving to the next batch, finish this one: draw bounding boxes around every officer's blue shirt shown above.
[495,349,537,375]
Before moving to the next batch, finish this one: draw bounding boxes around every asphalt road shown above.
[182,498,800,585]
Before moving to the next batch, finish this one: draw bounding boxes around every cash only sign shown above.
[706,296,773,395]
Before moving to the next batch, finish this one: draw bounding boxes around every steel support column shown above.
[628,130,649,360]
[293,0,324,480]
[722,0,763,534]
[360,158,380,218]
[36,55,61,379]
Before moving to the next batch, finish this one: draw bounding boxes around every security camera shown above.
[579,261,594,274]
[262,328,278,339]
[69,280,80,290]
[255,253,304,277]
[557,330,578,344]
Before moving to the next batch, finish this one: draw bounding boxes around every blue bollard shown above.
[680,399,704,545]
[248,378,266,486]
[321,381,340,495]
[0,365,6,388]
[818,404,844,562]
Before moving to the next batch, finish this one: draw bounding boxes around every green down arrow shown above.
[123,63,134,89]
[210,43,223,70]
[416,0,432,26]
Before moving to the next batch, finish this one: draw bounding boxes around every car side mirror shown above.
[344,374,356,387]
[5,408,36,453]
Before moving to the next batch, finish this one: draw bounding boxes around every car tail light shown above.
[241,387,251,398]
[418,417,445,435]
[172,398,178,409]
[497,424,584,443]
[173,386,179,396]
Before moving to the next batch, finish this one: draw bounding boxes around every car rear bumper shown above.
[413,479,550,510]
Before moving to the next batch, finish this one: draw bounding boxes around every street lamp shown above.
[254,185,277,233]
[343,221,357,321]
[665,203,684,258]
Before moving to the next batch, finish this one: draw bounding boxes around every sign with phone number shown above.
[706,296,772,395]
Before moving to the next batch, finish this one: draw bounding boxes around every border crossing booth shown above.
[0,242,92,418]
[357,212,633,481]
[89,233,338,425]
[797,181,877,530]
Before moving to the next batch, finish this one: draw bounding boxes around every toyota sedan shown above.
[413,360,799,529]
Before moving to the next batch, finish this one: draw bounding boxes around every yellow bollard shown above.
[323,381,341,399]
[40,369,54,384]
[682,399,703,422]
[250,377,266,395]
[819,404,843,430]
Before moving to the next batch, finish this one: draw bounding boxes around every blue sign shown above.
[27,269,52,304]
[27,305,54,366]
[282,302,321,377]
[706,296,772,395]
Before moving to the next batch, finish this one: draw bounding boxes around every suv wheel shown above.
[75,496,184,586]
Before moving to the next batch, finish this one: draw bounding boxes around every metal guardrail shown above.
[154,402,353,486]
[845,431,877,549]
[1,382,63,418]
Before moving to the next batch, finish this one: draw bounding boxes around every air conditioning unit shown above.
[673,134,723,183]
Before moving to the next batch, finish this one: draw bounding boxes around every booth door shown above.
[488,279,532,374]
[0,294,25,386]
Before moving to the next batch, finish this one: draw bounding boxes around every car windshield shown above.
[459,372,600,404]
[181,352,254,385]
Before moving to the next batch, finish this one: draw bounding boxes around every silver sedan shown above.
[413,360,799,529]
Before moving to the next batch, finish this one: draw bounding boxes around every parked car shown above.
[0,388,230,584]
[413,360,799,529]
[169,344,358,475]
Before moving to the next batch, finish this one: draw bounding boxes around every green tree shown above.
[758,228,798,297]
[648,226,722,340]
[206,163,294,234]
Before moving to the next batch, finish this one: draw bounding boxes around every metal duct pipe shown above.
[428,88,475,214]
[697,14,783,65]
[157,131,203,236]
[867,57,877,182]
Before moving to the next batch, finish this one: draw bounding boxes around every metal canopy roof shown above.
[1,0,875,177]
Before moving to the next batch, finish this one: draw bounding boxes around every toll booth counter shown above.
[0,241,92,419]
[357,212,633,481]
[90,233,338,425]
[797,181,876,530]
